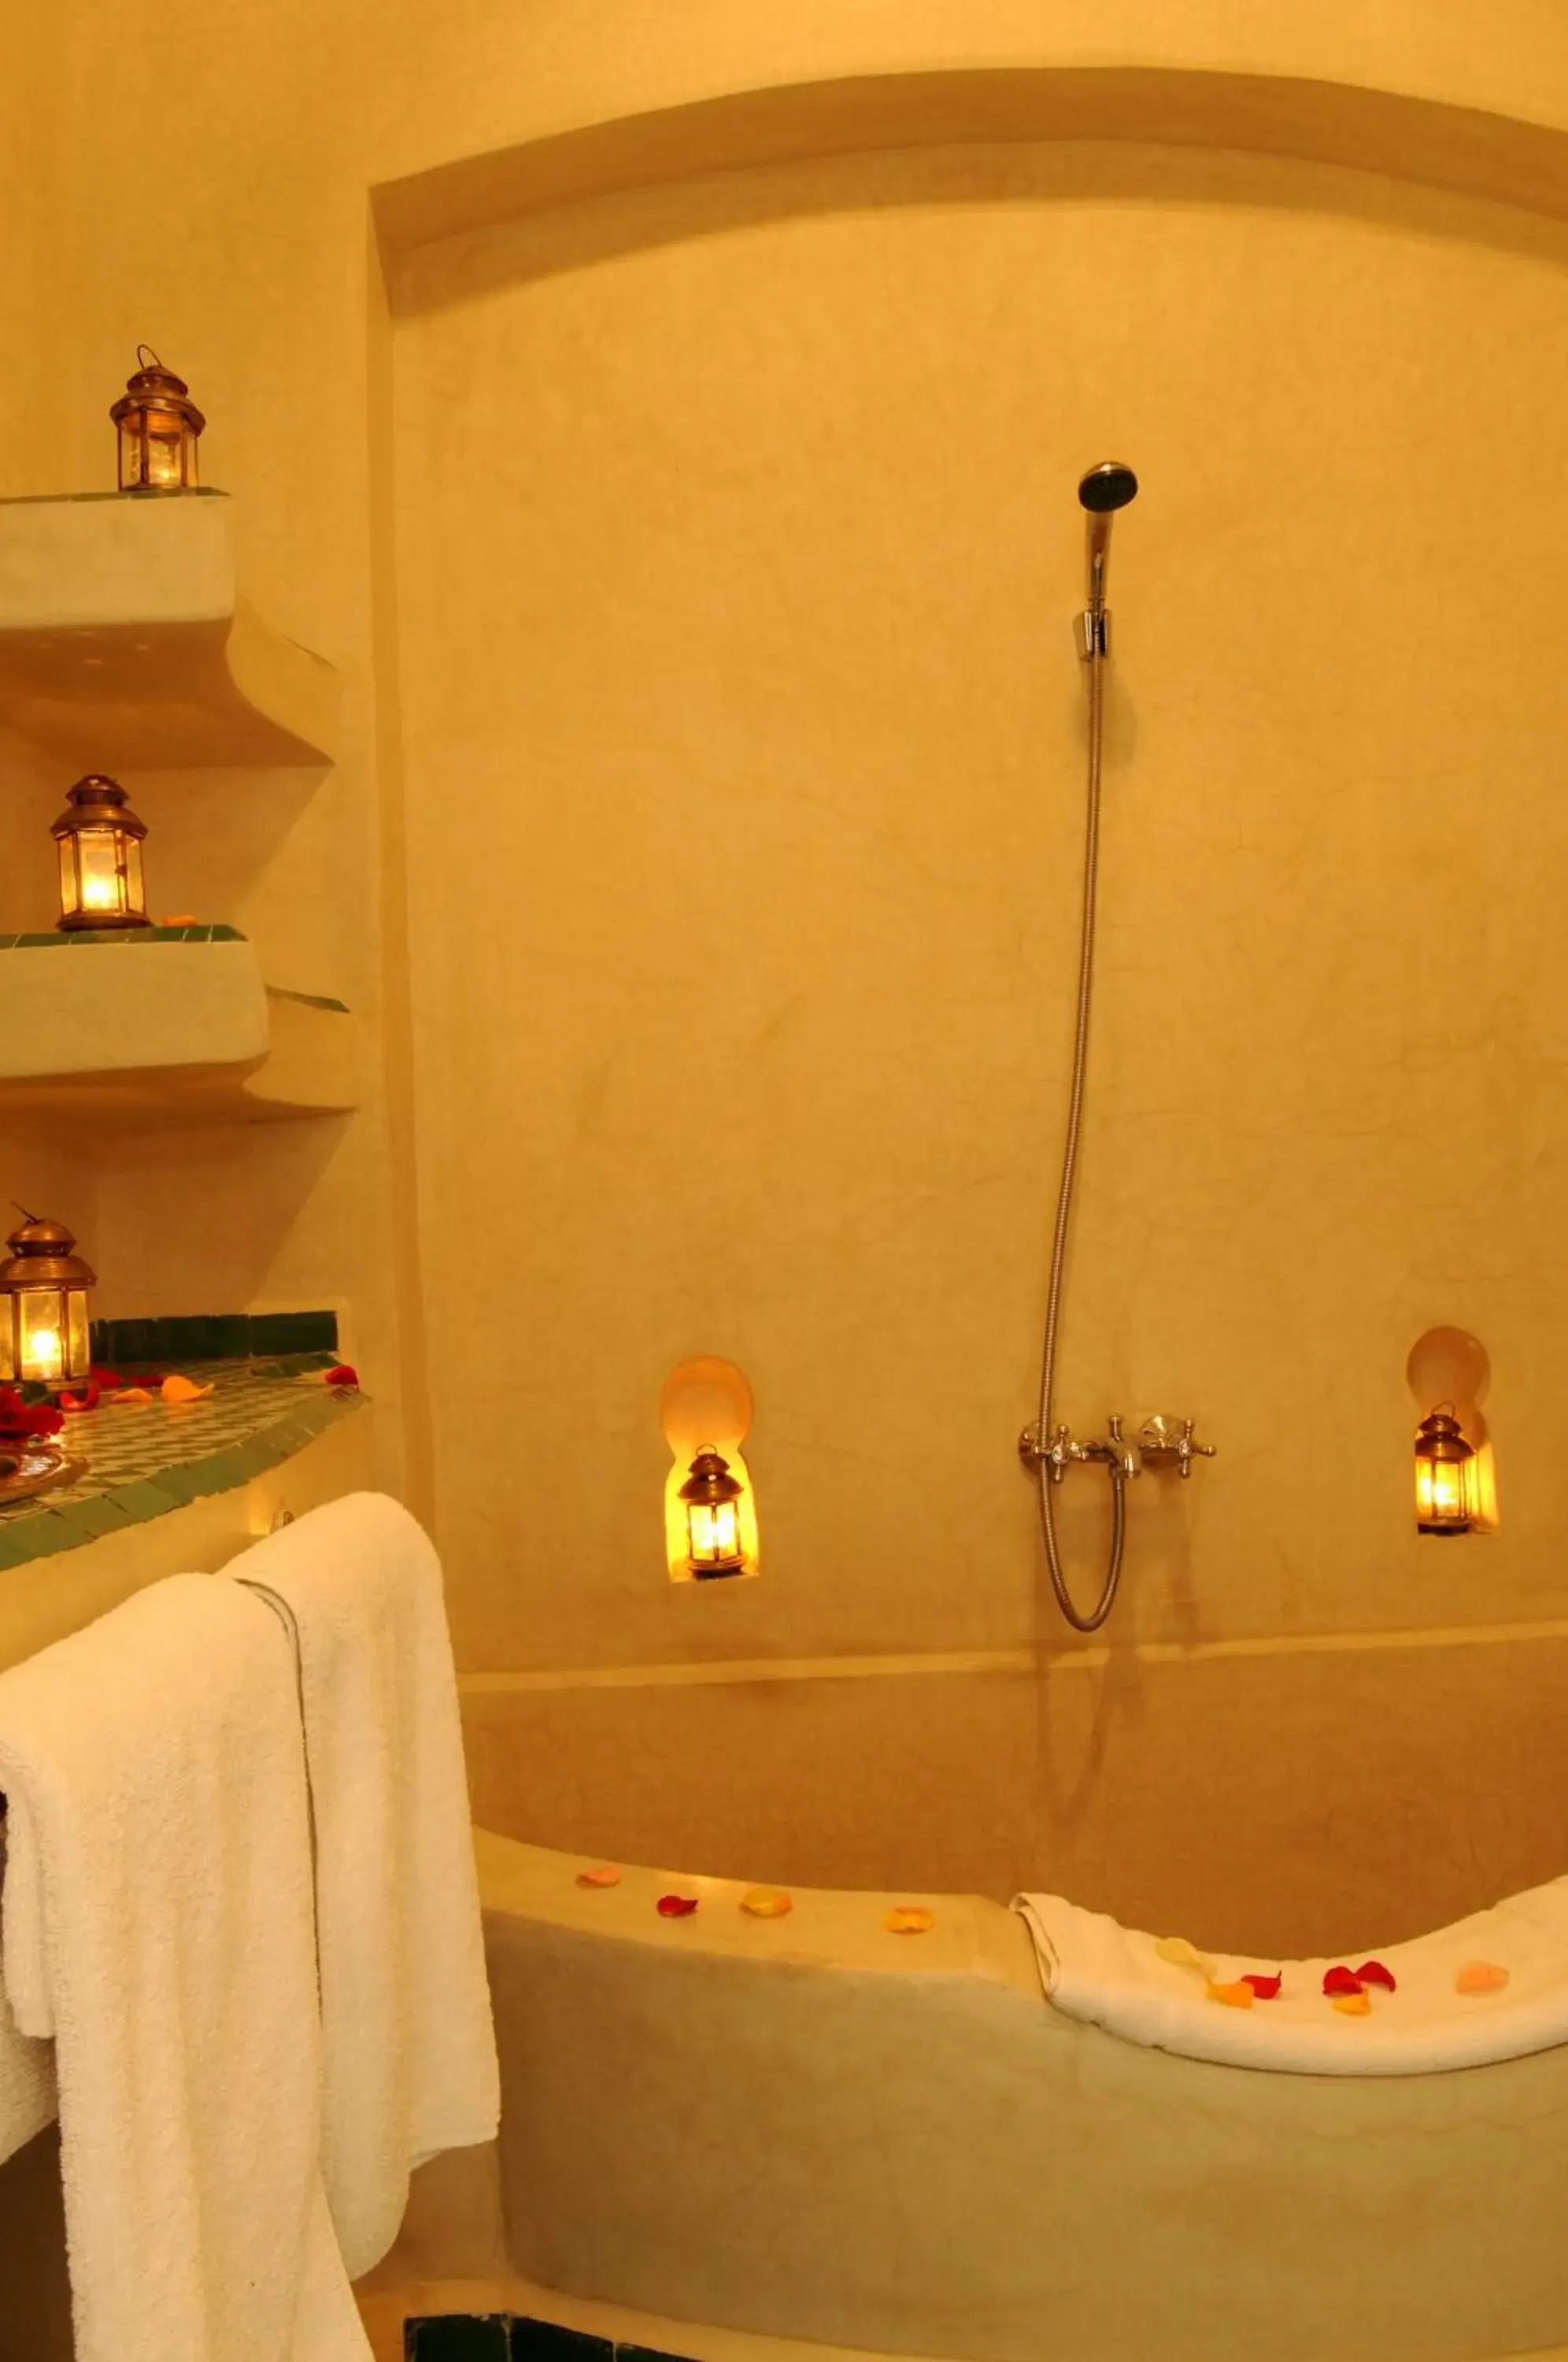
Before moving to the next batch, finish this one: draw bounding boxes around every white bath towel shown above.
[1015,1880,1568,2073]
[231,1492,499,2278]
[0,1574,369,2362]
[0,1820,54,2169]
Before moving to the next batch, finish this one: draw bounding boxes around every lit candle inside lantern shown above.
[24,1326,61,1383]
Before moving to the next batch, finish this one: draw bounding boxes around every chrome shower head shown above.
[1078,461,1138,618]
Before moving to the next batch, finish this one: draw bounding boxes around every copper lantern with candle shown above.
[111,347,204,492]
[53,774,150,931]
[0,1214,95,1390]
[1415,1404,1474,1535]
[679,1446,747,1579]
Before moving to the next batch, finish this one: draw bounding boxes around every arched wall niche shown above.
[374,64,1568,283]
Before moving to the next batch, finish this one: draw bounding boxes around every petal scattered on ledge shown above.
[108,1387,154,1408]
[575,1864,621,1889]
[1331,1990,1373,2016]
[161,1374,214,1404]
[656,1894,699,1917]
[1204,1979,1256,2009]
[740,1886,793,1918]
[1322,1965,1364,1997]
[883,1906,935,1934]
[1355,1959,1398,1990]
[1455,1960,1510,1994]
[1155,1935,1215,1975]
[1241,1971,1283,1999]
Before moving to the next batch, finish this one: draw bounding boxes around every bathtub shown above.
[464,1649,1568,2362]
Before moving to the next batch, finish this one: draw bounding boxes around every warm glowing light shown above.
[52,776,150,932]
[0,1216,95,1391]
[111,349,204,494]
[679,1446,748,1579]
[1415,1405,1474,1535]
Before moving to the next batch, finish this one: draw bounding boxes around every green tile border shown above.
[0,487,230,508]
[90,1309,338,1365]
[0,1382,364,1572]
[265,983,352,1015]
[0,924,246,948]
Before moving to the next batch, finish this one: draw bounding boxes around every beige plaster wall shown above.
[392,139,1568,1682]
[10,1,1568,1940]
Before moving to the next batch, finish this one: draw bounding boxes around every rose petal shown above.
[109,1386,154,1407]
[161,1374,214,1404]
[1205,1979,1256,2009]
[1322,1965,1364,1996]
[1155,1935,1215,1976]
[656,1894,699,1917]
[1331,1990,1373,2016]
[740,1886,793,1918]
[575,1864,621,1889]
[1355,1959,1397,1991]
[325,1364,359,1389]
[1241,1971,1283,2000]
[883,1906,935,1934]
[1455,1960,1510,1995]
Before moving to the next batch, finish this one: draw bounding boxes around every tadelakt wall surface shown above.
[7,0,1568,1936]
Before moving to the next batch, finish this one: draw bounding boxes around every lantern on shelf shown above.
[1415,1404,1474,1535]
[111,347,204,493]
[0,1212,95,1390]
[679,1446,747,1579]
[52,774,150,931]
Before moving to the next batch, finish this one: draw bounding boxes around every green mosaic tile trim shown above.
[0,1360,364,1572]
[0,925,246,948]
[265,984,352,1015]
[0,487,229,508]
[90,1309,338,1366]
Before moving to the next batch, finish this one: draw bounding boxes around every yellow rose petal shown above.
[1455,1960,1509,1995]
[1156,1935,1216,1977]
[1331,1990,1373,2016]
[1204,1978,1256,2010]
[884,1905,935,1935]
[741,1886,793,1919]
[575,1864,621,1889]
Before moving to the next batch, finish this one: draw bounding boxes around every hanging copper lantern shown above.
[1415,1404,1474,1535]
[111,346,204,492]
[679,1446,747,1579]
[52,774,150,931]
[0,1213,95,1390]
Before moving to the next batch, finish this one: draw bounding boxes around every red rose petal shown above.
[1322,1965,1364,1997]
[1241,1971,1283,2000]
[325,1364,360,1389]
[656,1894,699,1917]
[1356,1960,1397,1991]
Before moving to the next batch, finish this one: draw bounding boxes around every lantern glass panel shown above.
[689,1498,739,1565]
[57,837,76,914]
[122,837,146,916]
[17,1287,65,1383]
[75,827,127,917]
[146,418,187,488]
[65,1290,90,1379]
[1415,1449,1470,1530]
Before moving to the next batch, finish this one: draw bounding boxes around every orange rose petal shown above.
[575,1864,621,1889]
[1205,1979,1256,2010]
[741,1887,793,1918]
[1331,1990,1373,2016]
[883,1906,935,1934]
[1455,1960,1510,1995]
[109,1386,154,1407]
[161,1374,214,1404]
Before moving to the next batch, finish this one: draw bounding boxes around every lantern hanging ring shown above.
[135,343,163,372]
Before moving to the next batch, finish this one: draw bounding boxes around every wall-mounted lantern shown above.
[679,1446,747,1579]
[0,1212,95,1389]
[1415,1404,1474,1535]
[53,775,150,931]
[111,347,204,493]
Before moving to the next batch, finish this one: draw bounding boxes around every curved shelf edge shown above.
[0,491,337,771]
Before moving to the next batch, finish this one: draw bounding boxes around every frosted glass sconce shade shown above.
[1415,1405,1474,1535]
[111,347,204,492]
[0,1213,94,1388]
[52,775,150,931]
[679,1446,747,1579]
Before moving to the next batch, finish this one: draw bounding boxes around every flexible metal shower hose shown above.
[1034,642,1128,1631]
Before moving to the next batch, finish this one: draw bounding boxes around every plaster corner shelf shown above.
[0,491,337,769]
[0,931,363,1123]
